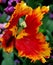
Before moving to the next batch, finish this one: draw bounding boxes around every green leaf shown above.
[3,52,14,59]
[35,60,42,65]
[24,0,42,8]
[0,5,4,12]
[1,58,14,65]
[50,5,53,12]
[1,52,14,65]
[46,35,50,41]
[19,18,24,24]
[46,19,53,32]
[46,30,53,47]
[0,12,7,23]
[42,14,53,32]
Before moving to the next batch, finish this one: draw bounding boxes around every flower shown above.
[0,23,6,37]
[49,12,53,19]
[0,34,3,38]
[14,59,20,65]
[4,0,21,15]
[0,13,2,17]
[0,23,6,48]
[8,0,20,6]
[0,23,6,29]
[0,1,51,63]
[5,1,32,29]
[0,0,6,4]
[4,6,14,15]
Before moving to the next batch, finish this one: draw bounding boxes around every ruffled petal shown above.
[1,30,15,52]
[25,6,49,35]
[5,1,32,29]
[15,33,51,63]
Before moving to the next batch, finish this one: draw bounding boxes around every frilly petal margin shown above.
[0,1,51,63]
[15,33,51,63]
[1,29,15,52]
[5,1,32,29]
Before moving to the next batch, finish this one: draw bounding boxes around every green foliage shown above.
[41,14,53,33]
[0,0,53,65]
[50,5,53,12]
[23,0,42,8]
[0,5,4,12]
[1,52,14,65]
[39,14,53,47]
[3,52,14,59]
[1,58,14,65]
[0,12,7,23]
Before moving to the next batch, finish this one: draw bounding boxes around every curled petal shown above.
[41,6,49,14]
[1,1,51,63]
[24,6,49,36]
[5,1,32,29]
[16,30,28,39]
[1,30,14,52]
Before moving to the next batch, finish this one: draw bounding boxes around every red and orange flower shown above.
[0,1,51,63]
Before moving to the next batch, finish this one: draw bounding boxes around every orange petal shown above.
[15,33,51,63]
[1,30,15,53]
[5,1,32,29]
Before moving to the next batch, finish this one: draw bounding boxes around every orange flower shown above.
[16,33,51,63]
[0,1,51,63]
[15,5,50,63]
[1,29,14,52]
[5,1,32,29]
